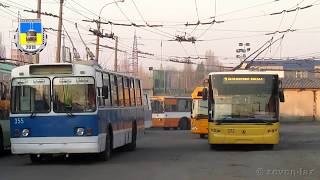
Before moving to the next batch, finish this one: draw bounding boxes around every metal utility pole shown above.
[95,18,101,63]
[35,0,41,63]
[131,31,138,75]
[55,0,64,63]
[114,36,118,72]
[96,0,124,65]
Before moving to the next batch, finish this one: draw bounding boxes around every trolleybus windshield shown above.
[11,78,51,113]
[192,99,208,118]
[53,77,96,113]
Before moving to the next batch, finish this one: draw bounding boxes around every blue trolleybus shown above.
[10,62,145,162]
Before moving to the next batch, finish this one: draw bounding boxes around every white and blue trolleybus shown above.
[10,62,145,162]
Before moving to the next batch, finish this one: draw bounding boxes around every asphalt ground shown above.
[0,122,320,180]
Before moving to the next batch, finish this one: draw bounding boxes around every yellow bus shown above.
[205,71,284,150]
[151,96,192,130]
[191,87,208,138]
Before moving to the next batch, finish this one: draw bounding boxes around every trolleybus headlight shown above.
[22,129,30,137]
[76,128,85,136]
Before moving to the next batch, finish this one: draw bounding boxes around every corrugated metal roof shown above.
[282,78,320,89]
[250,59,320,71]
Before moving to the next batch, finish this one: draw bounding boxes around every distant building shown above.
[152,69,195,96]
[247,59,320,79]
[246,59,320,121]
[11,49,35,65]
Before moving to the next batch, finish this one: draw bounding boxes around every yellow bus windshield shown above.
[211,74,278,123]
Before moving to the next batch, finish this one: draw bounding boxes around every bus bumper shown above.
[10,135,104,154]
[208,123,280,144]
[208,134,279,144]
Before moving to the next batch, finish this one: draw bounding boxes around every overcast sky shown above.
[1,0,320,70]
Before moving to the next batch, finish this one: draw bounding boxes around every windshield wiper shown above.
[30,111,37,118]
[64,106,75,117]
[252,119,273,125]
[66,111,74,117]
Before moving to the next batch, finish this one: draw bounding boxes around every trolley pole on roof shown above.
[55,0,64,63]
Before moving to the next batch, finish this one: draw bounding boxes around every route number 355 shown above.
[14,118,24,124]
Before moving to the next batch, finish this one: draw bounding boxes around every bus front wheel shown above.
[127,122,137,151]
[200,134,206,139]
[99,130,112,161]
[0,128,4,153]
[30,155,42,163]
[264,144,274,150]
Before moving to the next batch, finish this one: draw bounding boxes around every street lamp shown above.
[95,0,125,63]
[236,42,251,63]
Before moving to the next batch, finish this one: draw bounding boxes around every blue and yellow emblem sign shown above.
[14,19,47,55]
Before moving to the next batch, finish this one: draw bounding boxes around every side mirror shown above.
[202,88,208,100]
[279,89,285,102]
[102,86,109,99]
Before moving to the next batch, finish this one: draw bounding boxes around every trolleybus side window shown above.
[177,98,192,112]
[97,74,103,107]
[135,79,142,106]
[164,98,177,112]
[110,74,119,106]
[130,78,136,106]
[118,76,124,106]
[103,73,111,107]
[11,78,51,113]
[123,77,130,106]
[0,80,10,119]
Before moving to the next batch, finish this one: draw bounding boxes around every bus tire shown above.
[163,127,170,130]
[127,122,137,151]
[210,144,221,150]
[99,129,112,161]
[30,155,42,163]
[179,118,190,130]
[265,144,274,150]
[0,127,4,153]
[200,134,206,139]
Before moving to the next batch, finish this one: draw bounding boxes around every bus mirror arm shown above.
[279,89,285,102]
[202,88,208,100]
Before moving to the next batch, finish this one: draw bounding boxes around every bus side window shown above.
[130,78,136,106]
[111,74,118,106]
[97,87,103,107]
[123,77,130,106]
[103,73,111,107]
[117,76,124,106]
[135,79,141,106]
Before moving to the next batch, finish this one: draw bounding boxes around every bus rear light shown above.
[15,129,20,137]
[87,128,93,136]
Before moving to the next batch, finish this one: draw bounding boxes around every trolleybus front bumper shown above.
[10,135,105,154]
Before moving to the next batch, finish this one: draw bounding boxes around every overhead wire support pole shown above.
[35,0,41,64]
[114,36,118,72]
[96,0,125,65]
[55,0,64,63]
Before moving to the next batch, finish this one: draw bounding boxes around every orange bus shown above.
[191,87,208,138]
[151,96,192,130]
